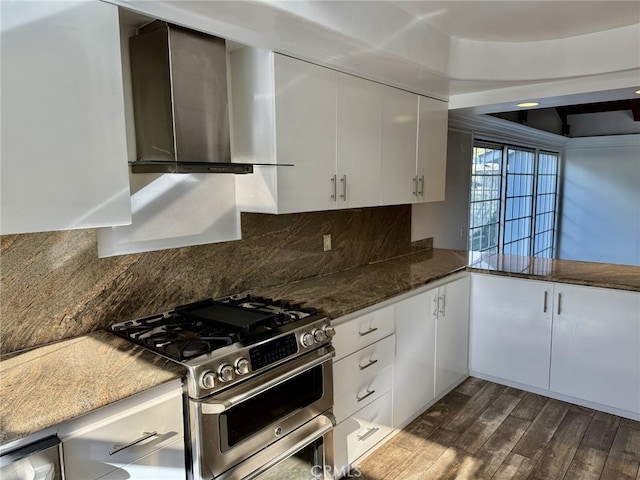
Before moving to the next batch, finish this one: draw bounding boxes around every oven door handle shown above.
[201,348,334,415]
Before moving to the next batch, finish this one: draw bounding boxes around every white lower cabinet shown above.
[471,273,640,418]
[59,380,185,480]
[393,275,470,429]
[333,392,394,477]
[393,288,437,428]
[550,284,640,414]
[332,305,395,477]
[470,274,552,390]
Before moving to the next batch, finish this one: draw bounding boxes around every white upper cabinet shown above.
[380,87,419,206]
[233,49,336,214]
[233,47,448,214]
[417,95,448,202]
[273,54,337,213]
[335,72,382,209]
[0,0,131,235]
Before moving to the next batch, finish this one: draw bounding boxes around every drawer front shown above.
[333,305,394,360]
[334,365,393,423]
[334,391,394,469]
[334,334,395,391]
[62,390,183,480]
[98,437,185,480]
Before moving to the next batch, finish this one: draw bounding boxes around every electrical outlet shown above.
[323,234,332,252]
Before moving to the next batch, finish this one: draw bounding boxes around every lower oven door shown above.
[189,346,334,480]
[219,413,334,480]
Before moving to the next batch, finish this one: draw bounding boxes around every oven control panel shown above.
[250,333,298,370]
[189,317,333,398]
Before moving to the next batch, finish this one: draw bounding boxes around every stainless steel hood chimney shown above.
[129,21,250,174]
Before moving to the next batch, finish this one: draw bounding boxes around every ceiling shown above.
[391,1,640,43]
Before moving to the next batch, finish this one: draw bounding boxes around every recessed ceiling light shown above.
[517,102,540,108]
[636,89,640,94]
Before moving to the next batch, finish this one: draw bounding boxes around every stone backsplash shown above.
[1,205,416,354]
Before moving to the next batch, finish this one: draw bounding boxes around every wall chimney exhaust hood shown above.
[129,21,273,174]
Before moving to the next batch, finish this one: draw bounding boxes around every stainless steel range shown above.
[111,295,336,480]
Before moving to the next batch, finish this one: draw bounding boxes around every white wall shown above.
[558,135,640,266]
[411,129,472,249]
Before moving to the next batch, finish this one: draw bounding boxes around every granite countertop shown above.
[0,331,184,446]
[466,252,640,293]
[1,248,637,446]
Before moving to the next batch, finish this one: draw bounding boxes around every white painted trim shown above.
[564,133,640,149]
[448,113,568,151]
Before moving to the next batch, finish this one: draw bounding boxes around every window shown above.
[469,143,559,258]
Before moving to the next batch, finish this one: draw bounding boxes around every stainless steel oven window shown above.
[220,364,324,450]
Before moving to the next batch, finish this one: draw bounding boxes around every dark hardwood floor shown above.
[354,377,640,480]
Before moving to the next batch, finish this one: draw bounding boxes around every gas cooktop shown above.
[110,295,321,362]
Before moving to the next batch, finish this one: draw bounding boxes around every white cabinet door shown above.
[336,73,382,209]
[435,276,470,398]
[60,381,184,480]
[550,284,640,414]
[393,288,436,428]
[1,0,131,234]
[273,54,336,213]
[416,95,448,203]
[380,86,418,206]
[470,274,552,390]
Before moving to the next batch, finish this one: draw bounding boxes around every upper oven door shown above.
[189,346,334,480]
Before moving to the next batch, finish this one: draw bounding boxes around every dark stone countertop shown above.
[1,249,637,446]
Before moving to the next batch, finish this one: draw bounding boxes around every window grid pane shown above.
[469,146,502,253]
[534,152,559,257]
[503,149,535,257]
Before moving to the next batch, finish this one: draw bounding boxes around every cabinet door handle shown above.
[330,175,337,201]
[412,176,418,196]
[432,295,439,316]
[359,358,378,370]
[356,389,376,403]
[357,426,379,442]
[109,431,157,455]
[439,293,446,317]
[359,327,378,337]
[557,293,562,315]
[340,175,347,201]
[543,291,548,313]
[419,176,425,197]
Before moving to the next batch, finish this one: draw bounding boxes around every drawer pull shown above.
[359,327,378,337]
[356,389,376,403]
[359,358,378,371]
[357,427,379,442]
[109,431,158,455]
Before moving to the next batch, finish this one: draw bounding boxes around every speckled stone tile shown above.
[0,331,184,445]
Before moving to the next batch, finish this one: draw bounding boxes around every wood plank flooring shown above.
[354,378,640,480]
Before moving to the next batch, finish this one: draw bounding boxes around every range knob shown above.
[200,371,216,389]
[313,328,327,342]
[300,332,315,348]
[218,364,234,382]
[323,325,336,338]
[235,358,250,375]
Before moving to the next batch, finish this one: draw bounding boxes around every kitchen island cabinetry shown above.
[470,273,640,418]
[470,275,552,390]
[1,0,131,235]
[550,284,640,414]
[59,380,185,480]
